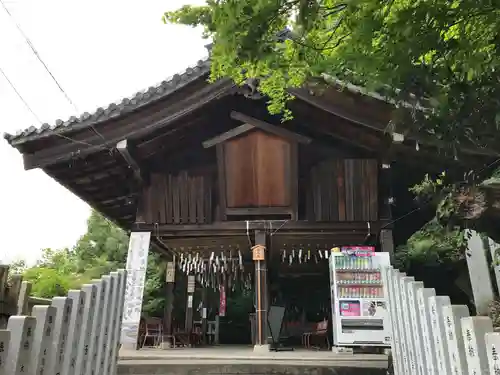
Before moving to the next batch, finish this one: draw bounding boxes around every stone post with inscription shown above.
[120,231,151,350]
[417,287,439,375]
[461,316,493,375]
[429,295,452,374]
[466,230,495,315]
[442,304,470,375]
[392,270,409,373]
[5,316,37,375]
[407,280,425,375]
[485,332,500,375]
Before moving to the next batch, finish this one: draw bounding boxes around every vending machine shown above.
[329,247,391,347]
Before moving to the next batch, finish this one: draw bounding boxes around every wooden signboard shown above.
[165,262,175,283]
[252,245,266,261]
[187,276,195,294]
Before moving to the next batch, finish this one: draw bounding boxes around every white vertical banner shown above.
[120,231,151,349]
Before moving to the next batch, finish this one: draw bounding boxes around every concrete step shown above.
[118,359,388,375]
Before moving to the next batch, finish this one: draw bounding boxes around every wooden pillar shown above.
[253,230,269,350]
[185,275,195,332]
[201,287,208,345]
[163,261,175,347]
[379,161,394,220]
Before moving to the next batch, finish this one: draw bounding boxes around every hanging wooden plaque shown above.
[165,262,175,283]
[252,245,266,261]
[187,275,196,293]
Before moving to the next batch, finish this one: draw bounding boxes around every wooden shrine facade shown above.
[4,58,496,350]
[137,110,379,227]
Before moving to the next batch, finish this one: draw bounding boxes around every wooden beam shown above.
[201,109,314,148]
[116,139,144,185]
[230,111,312,144]
[133,220,390,237]
[202,123,255,148]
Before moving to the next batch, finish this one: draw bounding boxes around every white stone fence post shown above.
[382,265,500,375]
[0,269,126,375]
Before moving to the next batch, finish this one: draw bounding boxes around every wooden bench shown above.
[302,320,330,350]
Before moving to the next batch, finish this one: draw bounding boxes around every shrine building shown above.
[4,55,495,351]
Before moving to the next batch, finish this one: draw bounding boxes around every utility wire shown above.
[0,64,41,124]
[0,0,78,113]
[0,0,108,144]
[1,64,109,148]
[380,155,500,230]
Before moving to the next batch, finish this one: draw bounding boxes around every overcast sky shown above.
[0,0,207,264]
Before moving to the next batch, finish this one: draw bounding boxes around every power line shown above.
[380,155,500,230]
[1,64,110,149]
[0,64,41,124]
[0,0,79,113]
[0,0,108,144]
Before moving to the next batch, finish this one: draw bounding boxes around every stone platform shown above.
[118,346,388,375]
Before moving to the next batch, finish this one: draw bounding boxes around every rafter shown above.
[116,139,144,185]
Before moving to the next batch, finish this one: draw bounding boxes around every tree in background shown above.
[165,0,500,155]
[13,210,166,315]
[165,2,500,319]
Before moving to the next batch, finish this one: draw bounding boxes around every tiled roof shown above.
[3,58,211,146]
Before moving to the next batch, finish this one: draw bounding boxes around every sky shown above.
[0,0,208,264]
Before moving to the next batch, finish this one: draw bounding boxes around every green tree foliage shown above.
[15,210,166,315]
[164,0,500,152]
[395,218,466,270]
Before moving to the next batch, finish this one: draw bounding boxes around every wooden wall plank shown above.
[329,160,339,221]
[188,175,197,223]
[361,160,370,220]
[311,166,322,221]
[205,175,212,224]
[159,174,167,224]
[180,171,189,223]
[152,174,161,223]
[353,159,364,221]
[324,161,332,221]
[166,175,173,224]
[345,159,355,221]
[141,169,214,225]
[368,159,379,221]
[309,158,377,222]
[255,132,290,206]
[306,181,315,222]
[172,176,180,224]
[337,159,346,221]
[196,176,204,224]
[216,144,227,221]
[145,185,153,224]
